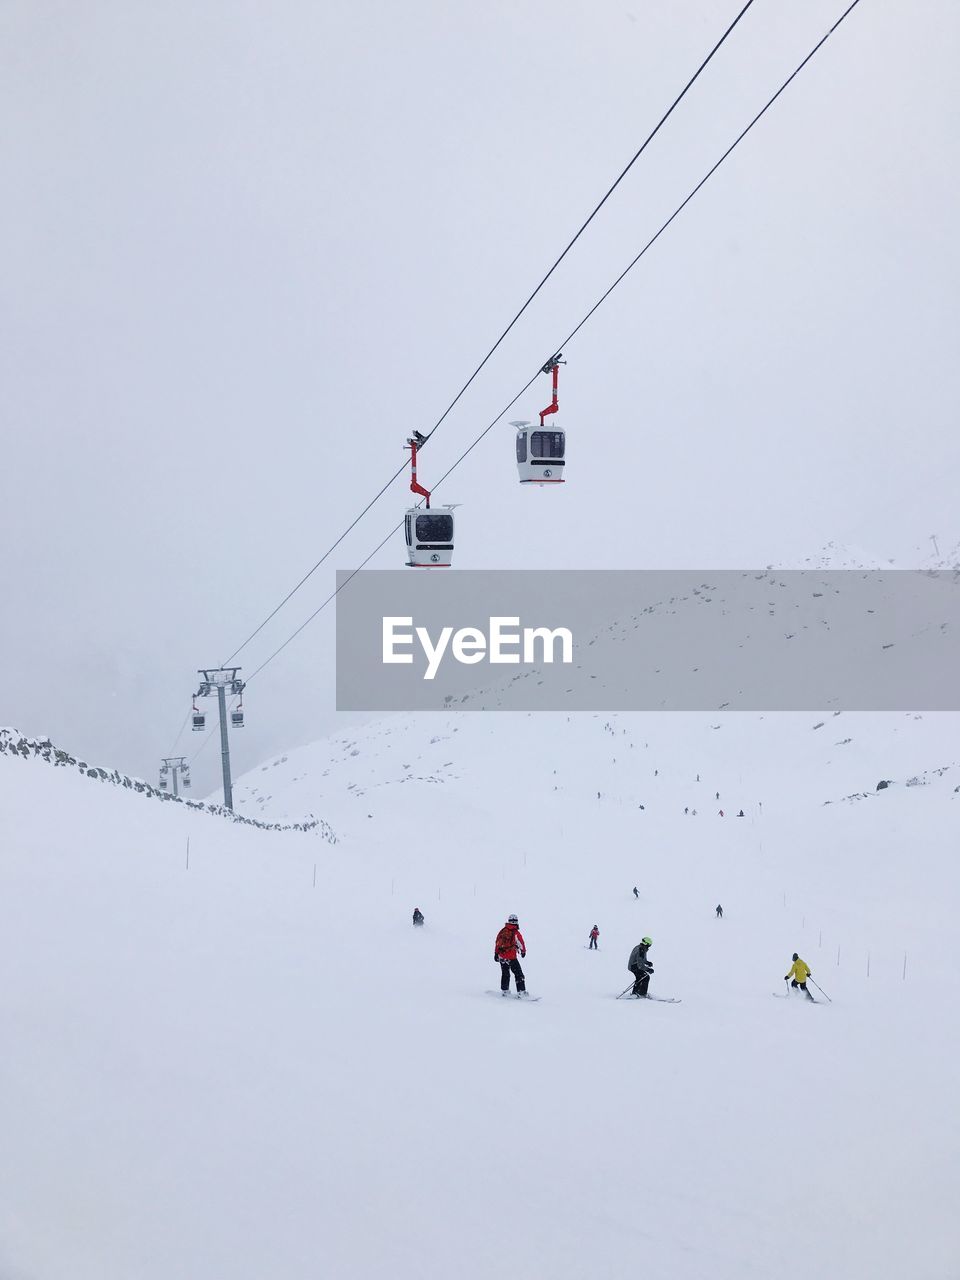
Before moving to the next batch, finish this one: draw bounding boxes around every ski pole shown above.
[808,977,832,1002]
[616,982,636,999]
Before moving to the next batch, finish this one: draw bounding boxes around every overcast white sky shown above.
[1,0,958,795]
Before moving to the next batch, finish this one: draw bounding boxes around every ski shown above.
[773,992,816,1002]
[485,990,541,1002]
[618,994,681,1003]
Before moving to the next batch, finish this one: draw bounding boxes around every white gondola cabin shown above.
[514,421,566,484]
[404,506,456,567]
[403,431,457,566]
[515,353,567,484]
[231,708,245,729]
[192,711,206,732]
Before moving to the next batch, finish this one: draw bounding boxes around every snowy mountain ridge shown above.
[0,725,336,841]
[797,536,960,570]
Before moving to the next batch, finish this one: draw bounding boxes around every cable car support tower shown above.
[192,667,245,810]
[159,756,190,796]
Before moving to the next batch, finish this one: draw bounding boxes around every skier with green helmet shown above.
[627,936,654,998]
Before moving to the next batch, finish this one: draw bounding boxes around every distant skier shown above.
[684,806,689,815]
[784,952,815,1001]
[737,809,745,818]
[494,914,527,996]
[412,907,424,927]
[588,925,599,950]
[716,904,723,919]
[632,886,639,900]
[627,937,654,998]
[719,809,724,817]
[716,791,720,800]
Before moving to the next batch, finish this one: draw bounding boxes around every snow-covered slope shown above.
[2,710,958,1280]
[234,704,959,832]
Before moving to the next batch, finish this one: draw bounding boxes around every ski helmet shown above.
[792,952,799,961]
[508,914,519,924]
[641,936,652,946]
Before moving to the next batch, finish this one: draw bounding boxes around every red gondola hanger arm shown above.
[539,353,565,426]
[407,432,431,507]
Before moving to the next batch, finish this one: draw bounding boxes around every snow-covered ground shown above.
[2,710,958,1279]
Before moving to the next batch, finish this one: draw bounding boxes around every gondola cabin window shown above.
[415,512,454,545]
[531,430,564,460]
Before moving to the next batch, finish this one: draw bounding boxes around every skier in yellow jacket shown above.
[784,953,815,1001]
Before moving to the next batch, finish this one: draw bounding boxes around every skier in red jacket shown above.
[588,925,600,950]
[494,915,527,996]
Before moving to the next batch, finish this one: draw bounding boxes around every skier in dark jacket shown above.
[412,907,424,926]
[716,904,723,919]
[627,937,654,997]
[632,886,639,900]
